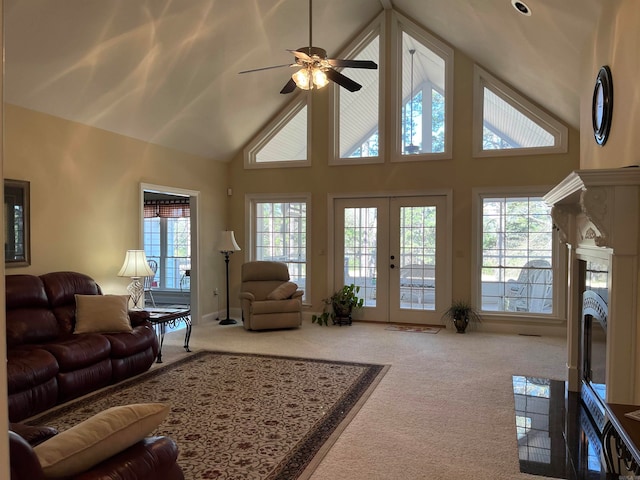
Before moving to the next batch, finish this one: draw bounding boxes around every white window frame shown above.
[245,193,311,302]
[329,12,385,166]
[244,96,311,169]
[472,66,568,157]
[390,11,454,162]
[471,186,566,321]
[143,216,191,291]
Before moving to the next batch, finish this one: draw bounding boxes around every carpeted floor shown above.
[154,319,567,480]
[29,350,388,480]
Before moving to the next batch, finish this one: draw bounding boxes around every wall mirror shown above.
[5,179,30,267]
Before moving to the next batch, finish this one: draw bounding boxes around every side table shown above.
[145,307,192,363]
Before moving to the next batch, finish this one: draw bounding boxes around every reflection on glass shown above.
[513,376,552,464]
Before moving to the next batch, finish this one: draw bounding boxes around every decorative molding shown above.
[551,204,577,244]
[580,187,609,247]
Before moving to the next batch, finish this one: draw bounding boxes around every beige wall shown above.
[580,0,640,169]
[228,46,581,320]
[4,104,229,319]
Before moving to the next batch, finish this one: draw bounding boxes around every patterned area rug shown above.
[29,351,388,480]
[385,324,441,334]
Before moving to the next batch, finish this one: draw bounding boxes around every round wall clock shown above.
[592,65,613,146]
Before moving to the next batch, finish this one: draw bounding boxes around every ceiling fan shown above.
[238,0,378,94]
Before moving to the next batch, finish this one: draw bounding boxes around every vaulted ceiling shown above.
[4,0,603,161]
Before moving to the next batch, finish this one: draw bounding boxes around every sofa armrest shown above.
[10,431,183,480]
[239,292,255,301]
[9,431,46,480]
[9,423,58,447]
[70,436,183,480]
[129,309,151,327]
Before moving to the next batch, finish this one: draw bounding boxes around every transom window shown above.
[473,66,568,157]
[248,196,309,299]
[244,98,310,168]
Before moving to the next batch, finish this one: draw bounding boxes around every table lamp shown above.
[118,250,155,309]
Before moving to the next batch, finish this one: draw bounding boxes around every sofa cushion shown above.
[34,403,170,478]
[6,275,61,347]
[251,298,302,314]
[42,334,111,371]
[41,272,102,334]
[104,325,157,358]
[74,294,132,334]
[267,281,299,300]
[6,347,59,394]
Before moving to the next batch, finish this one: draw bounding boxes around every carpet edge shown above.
[296,364,391,480]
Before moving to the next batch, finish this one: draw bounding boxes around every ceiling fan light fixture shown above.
[292,68,312,90]
[312,68,329,88]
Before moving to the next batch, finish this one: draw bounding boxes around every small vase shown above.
[453,317,468,333]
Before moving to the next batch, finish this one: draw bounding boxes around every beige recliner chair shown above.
[240,261,303,331]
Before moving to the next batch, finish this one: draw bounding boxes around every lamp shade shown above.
[117,250,155,277]
[217,231,241,253]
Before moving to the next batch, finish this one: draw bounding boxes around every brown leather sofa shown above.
[9,423,184,480]
[6,271,159,422]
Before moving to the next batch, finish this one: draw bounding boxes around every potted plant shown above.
[312,284,364,326]
[442,299,481,333]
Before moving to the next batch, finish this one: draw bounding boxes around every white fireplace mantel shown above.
[545,168,640,404]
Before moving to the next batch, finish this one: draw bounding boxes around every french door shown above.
[333,195,448,324]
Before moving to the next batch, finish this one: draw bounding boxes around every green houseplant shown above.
[442,299,481,333]
[312,284,364,326]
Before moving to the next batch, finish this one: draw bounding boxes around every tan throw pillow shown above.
[267,281,298,300]
[74,294,132,334]
[34,403,170,478]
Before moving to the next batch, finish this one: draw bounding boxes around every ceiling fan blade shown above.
[238,63,293,74]
[325,68,362,92]
[280,78,297,94]
[328,59,378,70]
[288,49,312,62]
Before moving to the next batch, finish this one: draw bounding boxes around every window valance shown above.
[144,199,190,218]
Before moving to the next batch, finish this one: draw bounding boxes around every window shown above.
[331,14,383,164]
[244,97,310,168]
[395,14,453,160]
[476,190,558,316]
[143,199,191,291]
[473,66,567,157]
[248,195,309,299]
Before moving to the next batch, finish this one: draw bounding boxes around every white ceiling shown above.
[4,0,603,161]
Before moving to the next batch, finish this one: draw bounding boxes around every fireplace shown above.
[581,285,609,430]
[544,168,640,405]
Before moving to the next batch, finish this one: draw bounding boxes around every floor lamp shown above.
[217,230,241,325]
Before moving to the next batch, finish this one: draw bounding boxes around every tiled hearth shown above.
[513,375,620,479]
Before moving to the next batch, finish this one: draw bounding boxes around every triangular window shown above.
[473,66,567,156]
[244,98,309,168]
